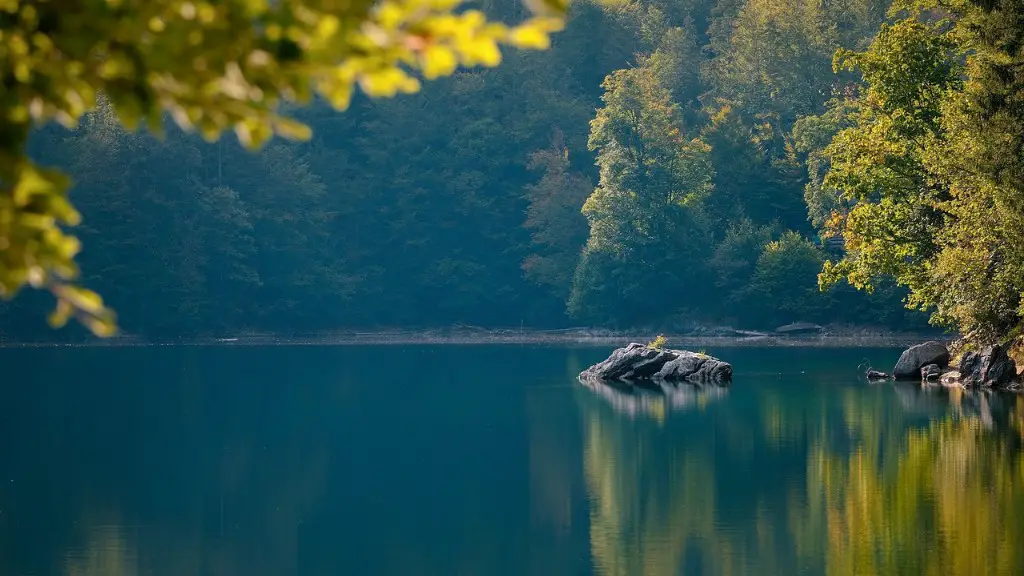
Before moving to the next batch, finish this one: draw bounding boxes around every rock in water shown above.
[893,341,950,380]
[866,370,890,380]
[921,364,941,382]
[579,343,732,384]
[960,344,1017,388]
[940,370,962,388]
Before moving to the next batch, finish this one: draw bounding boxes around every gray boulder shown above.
[959,344,1017,388]
[921,364,941,382]
[893,341,950,380]
[580,343,732,384]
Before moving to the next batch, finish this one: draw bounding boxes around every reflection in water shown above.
[1,347,340,576]
[810,384,1024,576]
[64,525,137,576]
[578,379,735,576]
[579,379,728,422]
[810,416,1024,576]
[5,346,1024,576]
[576,374,1024,576]
[525,383,590,576]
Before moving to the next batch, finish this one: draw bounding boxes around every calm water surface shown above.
[1,345,1023,575]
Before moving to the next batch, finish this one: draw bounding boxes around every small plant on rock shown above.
[648,335,668,350]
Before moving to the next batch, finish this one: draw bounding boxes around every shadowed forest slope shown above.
[2,0,946,340]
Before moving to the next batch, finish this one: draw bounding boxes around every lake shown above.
[1,345,1023,575]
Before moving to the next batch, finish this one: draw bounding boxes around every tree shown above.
[522,130,592,300]
[922,0,1024,342]
[700,104,807,230]
[815,1,1024,343]
[816,16,962,314]
[735,231,829,327]
[1,0,951,340]
[641,20,704,125]
[791,98,858,229]
[568,65,714,324]
[706,218,777,313]
[0,0,566,335]
[702,0,838,128]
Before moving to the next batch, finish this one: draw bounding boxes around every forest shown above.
[1,0,1020,343]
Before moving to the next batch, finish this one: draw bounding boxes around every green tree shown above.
[702,0,838,128]
[642,20,704,125]
[922,0,1024,342]
[522,130,593,300]
[700,104,807,229]
[817,16,961,314]
[568,65,714,324]
[791,98,858,229]
[706,218,777,312]
[737,231,829,326]
[815,2,1024,343]
[0,0,947,339]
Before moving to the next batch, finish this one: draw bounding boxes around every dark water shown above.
[1,345,1023,576]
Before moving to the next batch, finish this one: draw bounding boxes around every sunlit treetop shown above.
[0,0,566,335]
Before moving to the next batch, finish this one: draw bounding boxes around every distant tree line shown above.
[13,0,1015,341]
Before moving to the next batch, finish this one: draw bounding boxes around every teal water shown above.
[1,345,1023,575]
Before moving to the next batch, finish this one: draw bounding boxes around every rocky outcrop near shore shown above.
[579,343,732,384]
[891,340,1020,390]
[959,344,1018,388]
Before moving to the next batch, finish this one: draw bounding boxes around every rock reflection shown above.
[894,381,1019,431]
[893,381,956,417]
[578,378,728,421]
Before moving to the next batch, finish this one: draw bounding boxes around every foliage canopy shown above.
[814,0,1024,344]
[0,0,565,334]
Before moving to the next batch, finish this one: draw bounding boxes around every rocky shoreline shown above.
[0,327,949,348]
[868,340,1022,391]
[574,337,1022,394]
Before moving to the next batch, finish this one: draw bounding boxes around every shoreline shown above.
[0,328,951,349]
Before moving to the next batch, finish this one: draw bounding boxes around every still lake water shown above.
[2,345,1024,576]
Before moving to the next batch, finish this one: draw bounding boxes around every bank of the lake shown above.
[0,326,950,348]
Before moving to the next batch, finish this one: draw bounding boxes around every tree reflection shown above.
[577,380,738,576]
[576,377,1024,576]
[811,404,1024,576]
[63,524,138,576]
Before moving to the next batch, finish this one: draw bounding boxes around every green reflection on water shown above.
[577,376,1024,576]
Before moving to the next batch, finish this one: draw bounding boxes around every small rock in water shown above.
[921,364,942,382]
[893,341,951,380]
[940,370,962,388]
[579,343,732,384]
[866,370,889,380]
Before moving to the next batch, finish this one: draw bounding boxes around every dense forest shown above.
[2,0,1019,342]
